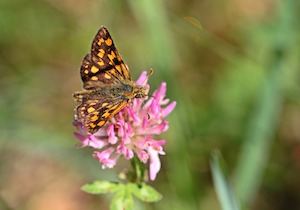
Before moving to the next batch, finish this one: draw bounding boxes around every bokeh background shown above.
[1,0,300,209]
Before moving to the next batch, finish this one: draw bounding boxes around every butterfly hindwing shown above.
[76,98,129,134]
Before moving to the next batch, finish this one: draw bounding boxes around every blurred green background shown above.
[1,0,300,209]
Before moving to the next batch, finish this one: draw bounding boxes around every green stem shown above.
[130,155,145,184]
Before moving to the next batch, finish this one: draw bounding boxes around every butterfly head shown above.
[131,68,153,99]
[132,85,148,99]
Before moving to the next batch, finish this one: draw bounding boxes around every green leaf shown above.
[128,183,162,202]
[110,186,134,210]
[211,151,240,210]
[81,181,123,194]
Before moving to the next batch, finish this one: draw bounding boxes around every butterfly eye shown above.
[135,94,141,98]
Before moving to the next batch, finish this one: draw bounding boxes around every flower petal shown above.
[137,150,149,163]
[148,146,161,181]
[147,120,169,134]
[107,124,118,144]
[162,101,177,118]
[93,148,118,169]
[153,82,167,103]
[135,71,148,86]
[117,143,134,159]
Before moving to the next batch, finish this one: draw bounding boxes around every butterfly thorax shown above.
[73,83,147,103]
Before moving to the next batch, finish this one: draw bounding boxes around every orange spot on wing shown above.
[111,104,119,110]
[108,54,113,61]
[111,51,116,57]
[90,115,98,122]
[98,38,105,45]
[98,59,105,66]
[105,38,112,46]
[101,102,109,107]
[91,66,99,73]
[98,49,105,58]
[90,123,96,128]
[91,76,98,81]
[104,73,111,79]
[97,121,106,127]
[115,65,121,71]
[102,112,110,118]
[111,101,127,116]
[87,107,95,113]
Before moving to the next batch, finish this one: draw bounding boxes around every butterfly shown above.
[73,26,149,134]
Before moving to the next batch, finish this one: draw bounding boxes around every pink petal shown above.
[142,97,154,111]
[148,146,161,181]
[74,132,107,149]
[131,98,143,111]
[153,82,167,103]
[142,116,148,130]
[149,100,160,117]
[135,71,148,86]
[125,122,134,137]
[107,124,118,144]
[128,108,141,125]
[122,125,131,144]
[137,150,149,163]
[152,140,166,153]
[93,126,110,137]
[117,143,134,159]
[117,122,124,137]
[93,148,117,169]
[148,120,169,134]
[89,134,108,148]
[162,101,177,118]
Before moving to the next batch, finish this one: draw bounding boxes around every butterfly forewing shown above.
[91,27,132,81]
[80,54,116,89]
[79,26,132,90]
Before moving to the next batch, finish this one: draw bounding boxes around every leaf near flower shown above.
[81,181,122,194]
[111,186,134,210]
[128,183,162,202]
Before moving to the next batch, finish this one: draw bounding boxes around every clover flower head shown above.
[74,71,176,180]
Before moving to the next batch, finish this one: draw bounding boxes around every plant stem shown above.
[131,155,145,184]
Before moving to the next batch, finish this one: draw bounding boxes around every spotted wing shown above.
[80,26,132,90]
[75,98,129,134]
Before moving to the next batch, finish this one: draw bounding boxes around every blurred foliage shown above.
[0,0,300,209]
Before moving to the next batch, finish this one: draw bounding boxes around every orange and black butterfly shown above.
[73,26,148,134]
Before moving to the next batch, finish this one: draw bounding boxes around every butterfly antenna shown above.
[147,68,154,77]
[141,68,154,86]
